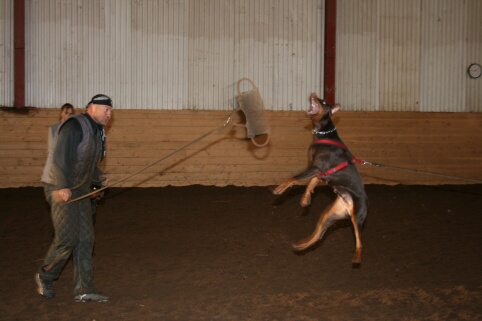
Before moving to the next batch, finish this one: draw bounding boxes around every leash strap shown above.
[360,160,482,183]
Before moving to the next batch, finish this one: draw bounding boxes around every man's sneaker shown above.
[74,293,110,303]
[35,273,55,299]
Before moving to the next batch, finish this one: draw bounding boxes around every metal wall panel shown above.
[336,0,378,111]
[420,0,466,112]
[130,0,189,110]
[465,0,482,112]
[187,0,236,110]
[0,0,14,107]
[336,0,482,112]
[26,0,190,110]
[23,0,324,110]
[187,0,324,111]
[379,0,421,111]
[232,0,324,111]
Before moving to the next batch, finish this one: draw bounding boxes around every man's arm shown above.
[52,119,82,201]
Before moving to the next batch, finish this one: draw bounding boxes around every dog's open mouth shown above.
[306,93,320,117]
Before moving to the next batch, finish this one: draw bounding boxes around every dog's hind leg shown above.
[336,191,363,264]
[348,202,362,265]
[300,177,320,207]
[292,194,352,251]
[350,201,367,265]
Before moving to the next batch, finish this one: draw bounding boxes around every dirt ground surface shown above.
[1,184,481,321]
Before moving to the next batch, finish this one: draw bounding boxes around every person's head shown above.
[59,103,74,122]
[86,94,113,126]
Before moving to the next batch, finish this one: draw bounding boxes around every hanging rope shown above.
[68,107,240,203]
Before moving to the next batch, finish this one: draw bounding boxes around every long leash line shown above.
[359,159,482,184]
[312,139,482,184]
[68,107,240,203]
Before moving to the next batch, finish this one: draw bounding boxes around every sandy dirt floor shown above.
[0,184,481,321]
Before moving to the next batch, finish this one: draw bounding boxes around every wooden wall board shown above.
[0,108,480,187]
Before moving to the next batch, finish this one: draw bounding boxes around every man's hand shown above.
[100,175,109,187]
[53,188,71,203]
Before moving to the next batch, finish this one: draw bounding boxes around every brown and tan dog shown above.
[274,93,368,265]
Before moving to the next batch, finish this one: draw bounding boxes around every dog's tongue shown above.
[307,97,319,116]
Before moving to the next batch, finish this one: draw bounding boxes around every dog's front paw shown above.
[273,185,287,195]
[273,180,294,195]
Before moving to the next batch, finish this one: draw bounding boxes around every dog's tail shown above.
[292,194,352,251]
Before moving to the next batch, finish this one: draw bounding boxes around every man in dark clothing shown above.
[36,94,113,303]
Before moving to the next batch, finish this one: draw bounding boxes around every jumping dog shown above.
[273,93,368,265]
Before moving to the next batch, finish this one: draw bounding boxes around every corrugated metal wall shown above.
[379,0,421,112]
[465,0,482,112]
[1,0,481,112]
[336,0,378,111]
[419,0,466,112]
[336,0,482,112]
[23,0,324,110]
[0,0,14,106]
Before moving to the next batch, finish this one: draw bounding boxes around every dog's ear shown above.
[331,104,341,115]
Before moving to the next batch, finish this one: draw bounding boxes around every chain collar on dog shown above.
[312,127,337,135]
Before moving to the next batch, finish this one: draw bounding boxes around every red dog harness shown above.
[311,139,363,178]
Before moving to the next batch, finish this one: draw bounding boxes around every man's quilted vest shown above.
[41,114,102,190]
